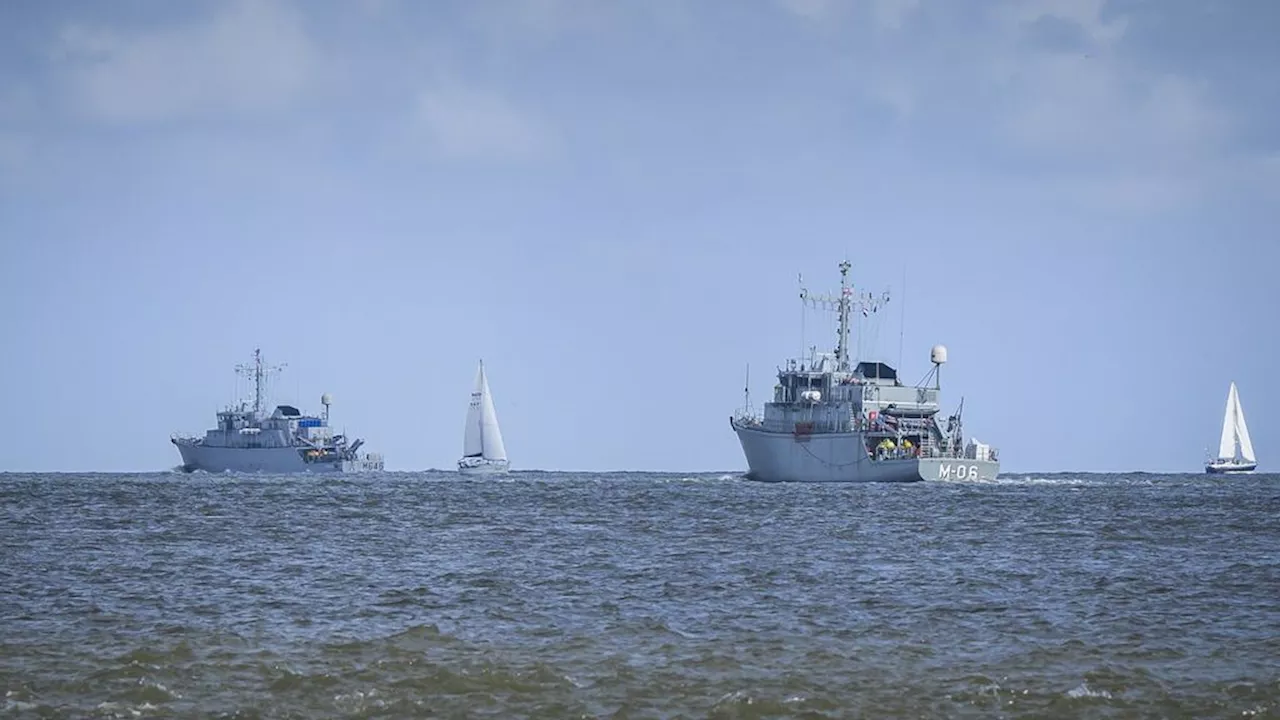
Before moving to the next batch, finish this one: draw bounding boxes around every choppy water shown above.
[2,471,1279,718]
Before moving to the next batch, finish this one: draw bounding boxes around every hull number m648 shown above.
[938,463,980,480]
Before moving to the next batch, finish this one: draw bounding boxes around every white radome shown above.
[321,393,333,406]
[931,344,948,365]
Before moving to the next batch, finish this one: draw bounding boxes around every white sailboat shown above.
[458,360,510,475]
[1205,381,1257,474]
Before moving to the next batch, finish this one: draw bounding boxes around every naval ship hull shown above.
[172,439,385,474]
[733,423,999,483]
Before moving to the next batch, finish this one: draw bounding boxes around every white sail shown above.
[1216,381,1257,464]
[477,364,507,461]
[1235,383,1256,463]
[461,361,507,461]
[1218,382,1238,460]
[462,364,485,458]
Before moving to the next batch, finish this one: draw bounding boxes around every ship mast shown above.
[837,260,852,371]
[235,348,286,416]
[799,261,890,372]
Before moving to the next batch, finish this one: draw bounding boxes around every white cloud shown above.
[775,0,920,29]
[0,83,41,191]
[775,0,838,21]
[1004,0,1128,46]
[1260,154,1280,195]
[465,0,625,48]
[992,3,1232,210]
[1002,55,1229,167]
[871,0,920,30]
[357,0,395,16]
[412,83,550,160]
[52,0,318,124]
[0,131,33,184]
[834,0,1245,212]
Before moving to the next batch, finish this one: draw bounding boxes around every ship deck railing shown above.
[735,417,990,459]
[735,416,934,436]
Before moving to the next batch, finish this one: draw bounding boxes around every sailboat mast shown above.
[1232,385,1239,460]
[1227,381,1242,461]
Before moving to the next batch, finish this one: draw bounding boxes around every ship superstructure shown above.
[730,261,1000,482]
[171,349,385,473]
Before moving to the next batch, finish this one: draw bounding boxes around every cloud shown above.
[0,82,42,191]
[1002,56,1229,166]
[357,0,396,16]
[832,0,1248,212]
[775,0,921,29]
[52,0,318,124]
[775,0,838,21]
[0,131,33,185]
[871,0,921,30]
[412,82,550,161]
[994,3,1235,209]
[1003,0,1128,46]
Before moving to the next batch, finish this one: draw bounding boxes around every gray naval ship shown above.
[171,349,385,474]
[730,261,1000,483]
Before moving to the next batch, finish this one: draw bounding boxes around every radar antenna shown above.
[798,260,890,371]
[235,348,286,416]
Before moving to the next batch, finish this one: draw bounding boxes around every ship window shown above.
[856,362,897,381]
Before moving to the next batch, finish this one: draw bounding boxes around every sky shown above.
[1,0,1277,474]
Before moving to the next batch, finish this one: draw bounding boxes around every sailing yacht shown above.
[1205,381,1257,474]
[458,360,510,475]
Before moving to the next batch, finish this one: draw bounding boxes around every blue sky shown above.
[1,0,1277,473]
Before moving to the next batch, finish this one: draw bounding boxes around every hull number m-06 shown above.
[938,463,980,480]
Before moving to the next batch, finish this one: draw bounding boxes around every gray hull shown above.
[173,439,384,474]
[733,423,999,483]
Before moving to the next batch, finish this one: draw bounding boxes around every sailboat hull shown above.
[1205,461,1257,474]
[457,457,510,475]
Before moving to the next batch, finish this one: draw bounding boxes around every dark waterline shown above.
[2,471,1279,718]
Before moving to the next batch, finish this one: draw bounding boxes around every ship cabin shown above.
[762,350,948,460]
[202,403,333,449]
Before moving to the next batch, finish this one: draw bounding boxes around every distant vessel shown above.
[458,360,510,475]
[1205,381,1257,474]
[730,261,1001,483]
[171,349,385,474]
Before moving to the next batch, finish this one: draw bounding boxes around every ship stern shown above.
[732,417,1001,483]
[731,418,928,483]
[917,457,1001,482]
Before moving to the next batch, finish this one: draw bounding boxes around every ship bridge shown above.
[855,361,898,384]
[273,404,302,418]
